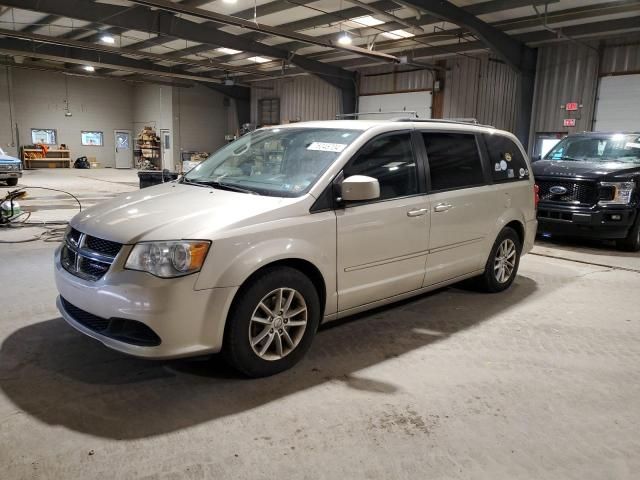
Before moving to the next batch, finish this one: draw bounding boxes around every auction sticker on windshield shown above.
[307,142,347,152]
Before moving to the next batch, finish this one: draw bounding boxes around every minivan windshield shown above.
[545,134,640,165]
[184,127,362,197]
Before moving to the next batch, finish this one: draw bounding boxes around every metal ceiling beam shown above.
[0,28,275,77]
[0,0,356,90]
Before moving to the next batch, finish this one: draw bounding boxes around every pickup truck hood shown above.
[532,159,640,179]
[70,182,298,244]
[0,153,20,164]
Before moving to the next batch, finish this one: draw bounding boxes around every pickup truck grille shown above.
[61,228,122,281]
[537,180,597,205]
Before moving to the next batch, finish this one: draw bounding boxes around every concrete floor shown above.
[1,169,639,479]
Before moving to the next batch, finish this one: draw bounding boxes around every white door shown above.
[160,129,173,170]
[337,132,430,311]
[595,74,640,132]
[421,131,491,285]
[114,130,132,169]
[358,91,432,120]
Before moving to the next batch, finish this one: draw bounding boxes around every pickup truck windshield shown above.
[545,134,640,164]
[184,128,362,197]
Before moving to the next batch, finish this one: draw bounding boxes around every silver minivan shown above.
[55,120,537,376]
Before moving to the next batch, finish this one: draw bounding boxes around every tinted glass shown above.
[484,134,530,182]
[422,133,484,190]
[545,134,640,165]
[344,133,417,201]
[185,128,362,197]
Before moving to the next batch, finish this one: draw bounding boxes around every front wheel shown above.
[223,266,321,377]
[474,227,522,293]
[5,178,18,187]
[616,214,640,252]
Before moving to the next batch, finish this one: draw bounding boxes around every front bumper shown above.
[0,170,21,180]
[54,246,238,359]
[537,203,637,239]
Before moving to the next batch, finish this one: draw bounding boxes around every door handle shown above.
[407,208,429,217]
[434,203,453,213]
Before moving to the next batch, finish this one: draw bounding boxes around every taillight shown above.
[534,184,540,209]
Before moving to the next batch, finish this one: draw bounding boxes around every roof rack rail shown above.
[393,118,495,128]
[337,111,418,119]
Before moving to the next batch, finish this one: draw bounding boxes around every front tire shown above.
[474,227,522,293]
[616,213,640,252]
[223,266,321,377]
[5,178,18,187]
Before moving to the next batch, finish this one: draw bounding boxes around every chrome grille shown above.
[61,228,122,281]
[537,180,597,205]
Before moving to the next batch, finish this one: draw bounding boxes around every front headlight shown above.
[599,181,635,206]
[125,240,211,278]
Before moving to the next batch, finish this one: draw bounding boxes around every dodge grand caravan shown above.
[55,120,537,377]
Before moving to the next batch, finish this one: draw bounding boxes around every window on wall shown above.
[344,133,418,201]
[422,132,485,191]
[81,131,104,146]
[483,134,529,182]
[258,98,280,126]
[31,129,57,145]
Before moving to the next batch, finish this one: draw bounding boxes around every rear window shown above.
[484,134,530,182]
[422,132,485,191]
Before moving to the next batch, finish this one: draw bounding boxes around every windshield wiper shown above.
[184,178,259,195]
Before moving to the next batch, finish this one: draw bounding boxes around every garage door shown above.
[594,74,640,132]
[358,91,432,120]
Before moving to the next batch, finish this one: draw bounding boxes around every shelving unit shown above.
[21,148,71,168]
[134,126,161,170]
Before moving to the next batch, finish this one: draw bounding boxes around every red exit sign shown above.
[563,118,576,127]
[566,102,579,111]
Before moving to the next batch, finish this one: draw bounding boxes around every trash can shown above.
[138,170,179,189]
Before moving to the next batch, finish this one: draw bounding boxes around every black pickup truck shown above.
[532,132,640,251]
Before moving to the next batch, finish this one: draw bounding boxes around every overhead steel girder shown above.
[0,37,238,86]
[0,0,356,90]
[397,0,535,74]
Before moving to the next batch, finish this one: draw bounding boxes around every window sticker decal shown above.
[307,142,347,152]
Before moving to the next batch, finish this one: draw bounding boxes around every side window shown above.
[484,134,530,182]
[344,133,418,201]
[422,132,485,191]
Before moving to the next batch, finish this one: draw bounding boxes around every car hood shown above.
[0,153,20,164]
[70,182,299,244]
[532,159,640,179]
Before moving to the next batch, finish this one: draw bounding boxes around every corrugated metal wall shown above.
[443,55,518,131]
[359,65,433,95]
[529,42,600,136]
[250,75,341,124]
[600,33,640,75]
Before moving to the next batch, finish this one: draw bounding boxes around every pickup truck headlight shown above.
[125,240,210,278]
[598,181,635,206]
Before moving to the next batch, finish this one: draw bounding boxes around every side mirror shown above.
[341,175,380,202]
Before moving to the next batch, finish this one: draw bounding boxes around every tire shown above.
[223,266,321,377]
[474,227,522,293]
[616,213,640,252]
[5,178,18,187]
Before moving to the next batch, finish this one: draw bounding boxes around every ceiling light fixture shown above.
[381,29,415,40]
[83,65,95,72]
[216,47,242,55]
[349,15,384,27]
[100,34,115,44]
[247,56,270,63]
[338,33,352,45]
[222,0,237,3]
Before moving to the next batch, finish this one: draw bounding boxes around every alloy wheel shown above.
[494,238,517,283]
[249,288,308,361]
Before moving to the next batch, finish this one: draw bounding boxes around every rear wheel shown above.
[616,214,640,252]
[5,178,18,187]
[474,227,522,293]
[223,266,321,377]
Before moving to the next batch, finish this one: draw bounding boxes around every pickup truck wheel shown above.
[474,227,522,293]
[223,266,321,377]
[5,178,18,186]
[616,214,640,252]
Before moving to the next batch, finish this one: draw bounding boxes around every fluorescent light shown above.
[216,47,242,55]
[349,15,384,27]
[381,29,415,40]
[100,34,115,44]
[83,65,95,72]
[247,56,270,63]
[222,0,237,3]
[338,33,352,45]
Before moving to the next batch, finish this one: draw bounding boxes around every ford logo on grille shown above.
[549,186,568,195]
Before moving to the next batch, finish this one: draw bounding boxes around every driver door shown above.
[336,131,430,311]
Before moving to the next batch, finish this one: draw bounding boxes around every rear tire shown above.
[5,178,18,187]
[616,213,640,252]
[474,227,522,293]
[223,266,321,377]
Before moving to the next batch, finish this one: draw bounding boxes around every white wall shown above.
[10,68,134,167]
